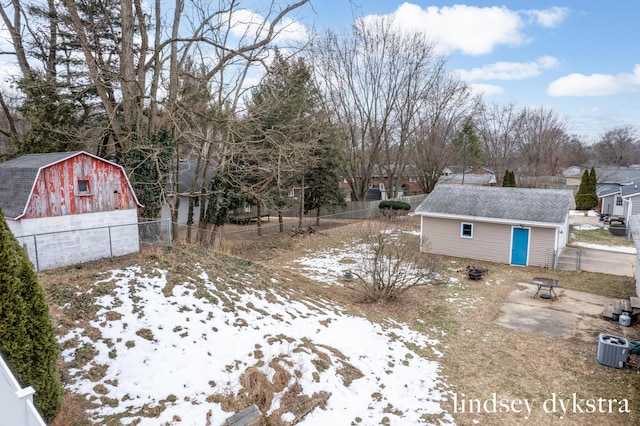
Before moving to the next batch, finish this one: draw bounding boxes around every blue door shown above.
[511,227,529,266]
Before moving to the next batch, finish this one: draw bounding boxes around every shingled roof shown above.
[415,185,575,225]
[0,151,89,219]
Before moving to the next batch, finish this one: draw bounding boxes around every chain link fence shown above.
[16,219,171,272]
[17,196,425,271]
[173,195,427,246]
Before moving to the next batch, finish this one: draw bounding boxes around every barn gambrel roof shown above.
[415,185,575,226]
[0,151,140,220]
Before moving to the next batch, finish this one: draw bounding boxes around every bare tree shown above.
[514,106,569,178]
[1,0,311,223]
[559,134,593,169]
[477,101,520,186]
[595,125,639,166]
[346,220,443,302]
[412,73,477,193]
[312,17,446,201]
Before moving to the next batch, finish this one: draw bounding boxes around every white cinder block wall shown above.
[7,209,139,271]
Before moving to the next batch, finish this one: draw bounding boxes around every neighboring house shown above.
[415,185,574,268]
[596,166,640,219]
[161,158,271,225]
[600,183,640,222]
[338,165,425,202]
[0,151,141,270]
[562,166,583,187]
[437,166,496,186]
[161,159,216,224]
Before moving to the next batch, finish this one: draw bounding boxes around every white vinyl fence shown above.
[0,355,46,426]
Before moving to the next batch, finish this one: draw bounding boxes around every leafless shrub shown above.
[346,220,442,302]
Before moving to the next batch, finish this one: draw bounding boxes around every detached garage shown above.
[415,185,575,268]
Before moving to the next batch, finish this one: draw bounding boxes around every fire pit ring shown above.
[467,266,486,280]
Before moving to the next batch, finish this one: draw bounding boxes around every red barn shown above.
[0,151,142,270]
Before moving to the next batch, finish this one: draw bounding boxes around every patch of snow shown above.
[570,210,599,217]
[572,224,599,231]
[62,265,453,425]
[571,242,636,254]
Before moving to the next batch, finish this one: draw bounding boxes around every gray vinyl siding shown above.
[421,217,511,264]
[629,196,640,217]
[527,226,557,268]
[421,216,557,267]
[600,194,617,216]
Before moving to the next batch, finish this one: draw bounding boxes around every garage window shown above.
[461,223,473,238]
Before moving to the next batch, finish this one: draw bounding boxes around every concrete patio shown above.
[495,282,639,343]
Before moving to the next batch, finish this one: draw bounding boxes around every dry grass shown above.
[571,226,635,247]
[42,216,640,425]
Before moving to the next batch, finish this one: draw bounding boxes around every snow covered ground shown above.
[59,260,454,425]
[60,215,635,425]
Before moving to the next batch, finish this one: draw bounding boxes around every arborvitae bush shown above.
[0,209,62,421]
[575,169,598,210]
[502,170,516,187]
[379,200,411,211]
[379,200,411,218]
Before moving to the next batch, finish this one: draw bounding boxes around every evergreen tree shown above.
[453,119,484,185]
[14,73,83,155]
[589,166,598,194]
[241,50,340,231]
[304,135,347,225]
[502,170,510,187]
[575,169,596,210]
[588,166,599,209]
[502,169,516,187]
[0,209,62,421]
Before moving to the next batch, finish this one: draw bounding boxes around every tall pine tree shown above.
[575,169,597,210]
[453,119,484,185]
[502,170,516,187]
[0,209,62,421]
[242,50,342,230]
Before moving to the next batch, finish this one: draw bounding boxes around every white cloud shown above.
[360,3,569,56]
[469,83,504,96]
[547,65,640,96]
[525,6,569,27]
[456,56,559,81]
[274,17,310,43]
[223,8,309,44]
[391,3,525,55]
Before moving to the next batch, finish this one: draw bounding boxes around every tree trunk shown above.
[256,201,263,236]
[298,174,305,228]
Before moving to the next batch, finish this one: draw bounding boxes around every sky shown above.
[2,1,637,143]
[302,0,640,143]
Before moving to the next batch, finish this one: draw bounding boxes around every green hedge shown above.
[379,200,411,211]
[0,209,62,421]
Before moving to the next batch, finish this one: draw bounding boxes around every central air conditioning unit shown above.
[597,334,629,368]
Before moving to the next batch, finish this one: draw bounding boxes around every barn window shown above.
[461,223,473,238]
[77,179,90,193]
